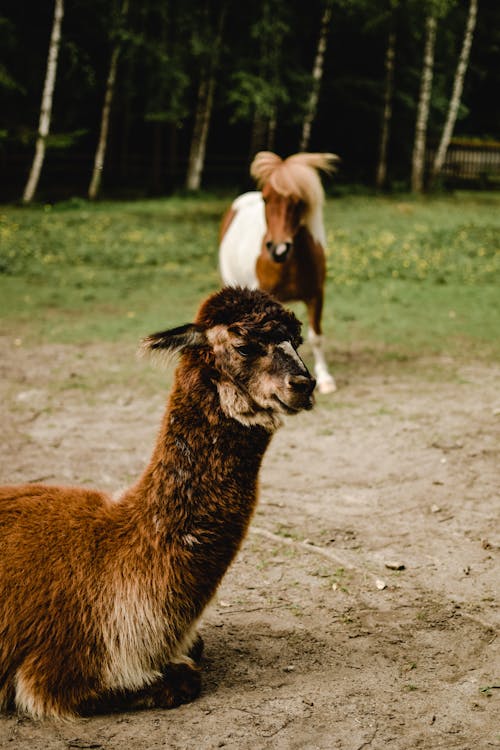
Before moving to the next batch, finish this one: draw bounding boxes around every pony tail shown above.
[250,152,283,188]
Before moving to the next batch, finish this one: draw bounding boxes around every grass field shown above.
[0,191,499,360]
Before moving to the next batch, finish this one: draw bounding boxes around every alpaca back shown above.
[0,486,111,716]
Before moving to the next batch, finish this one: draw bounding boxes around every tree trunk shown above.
[22,0,64,204]
[299,1,332,152]
[375,29,396,190]
[267,108,277,151]
[411,15,437,193]
[88,0,129,200]
[185,7,226,191]
[119,94,131,180]
[151,121,164,195]
[430,0,478,183]
[166,123,178,192]
[185,77,213,191]
[249,115,267,160]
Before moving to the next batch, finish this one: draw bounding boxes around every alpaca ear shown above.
[139,324,207,363]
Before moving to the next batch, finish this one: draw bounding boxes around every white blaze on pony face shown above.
[206,325,315,430]
[261,184,303,254]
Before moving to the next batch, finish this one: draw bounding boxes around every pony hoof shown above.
[317,378,336,394]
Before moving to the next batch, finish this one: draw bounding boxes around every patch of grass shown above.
[274,524,300,541]
[0,193,498,362]
[0,198,225,344]
[322,192,500,359]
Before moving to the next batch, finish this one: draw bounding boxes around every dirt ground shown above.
[0,338,499,750]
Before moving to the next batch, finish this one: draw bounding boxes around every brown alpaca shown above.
[0,286,315,719]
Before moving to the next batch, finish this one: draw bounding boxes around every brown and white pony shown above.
[219,151,338,393]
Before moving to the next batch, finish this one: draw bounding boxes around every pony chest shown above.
[256,239,322,301]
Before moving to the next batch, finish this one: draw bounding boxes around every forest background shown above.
[1,0,499,204]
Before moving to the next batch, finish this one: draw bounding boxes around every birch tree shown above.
[22,0,64,204]
[375,27,396,188]
[88,0,129,201]
[299,0,333,152]
[411,12,437,192]
[185,4,227,192]
[430,0,478,183]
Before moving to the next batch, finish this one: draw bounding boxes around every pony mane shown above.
[250,151,338,213]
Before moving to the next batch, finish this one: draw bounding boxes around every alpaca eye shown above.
[235,344,262,358]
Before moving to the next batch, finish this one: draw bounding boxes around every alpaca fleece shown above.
[0,286,315,718]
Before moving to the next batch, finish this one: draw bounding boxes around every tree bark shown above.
[185,7,226,191]
[88,0,129,200]
[151,121,164,195]
[375,29,396,189]
[22,0,64,204]
[430,0,478,183]
[267,108,277,151]
[185,76,214,191]
[300,1,332,152]
[249,115,267,160]
[411,15,437,193]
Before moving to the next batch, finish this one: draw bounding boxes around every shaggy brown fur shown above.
[0,286,315,719]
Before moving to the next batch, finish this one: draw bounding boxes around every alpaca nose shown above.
[287,374,316,396]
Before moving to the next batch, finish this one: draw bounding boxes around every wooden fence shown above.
[426,142,500,184]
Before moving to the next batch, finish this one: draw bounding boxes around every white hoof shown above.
[317,377,336,395]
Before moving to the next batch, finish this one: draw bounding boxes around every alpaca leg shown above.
[83,660,202,715]
[187,633,204,664]
[127,662,202,711]
[308,328,336,394]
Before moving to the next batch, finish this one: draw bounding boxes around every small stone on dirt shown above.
[384,561,406,570]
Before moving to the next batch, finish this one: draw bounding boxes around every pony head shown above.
[250,151,338,262]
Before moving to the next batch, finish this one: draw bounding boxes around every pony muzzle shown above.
[266,240,293,263]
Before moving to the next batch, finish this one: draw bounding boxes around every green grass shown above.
[0,192,499,360]
[321,192,500,359]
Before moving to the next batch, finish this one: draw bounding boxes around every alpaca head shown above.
[142,287,316,430]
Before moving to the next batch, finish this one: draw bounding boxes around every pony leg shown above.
[308,329,336,393]
[306,297,336,394]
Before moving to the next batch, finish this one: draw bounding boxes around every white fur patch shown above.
[180,533,200,548]
[101,581,169,692]
[14,669,49,720]
[278,341,308,372]
[216,381,282,432]
[307,329,336,391]
[219,192,264,288]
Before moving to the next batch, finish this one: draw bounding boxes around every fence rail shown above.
[426,143,500,183]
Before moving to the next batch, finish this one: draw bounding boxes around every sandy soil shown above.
[0,338,499,750]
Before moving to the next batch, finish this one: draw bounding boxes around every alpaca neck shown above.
[112,362,275,642]
[124,364,272,537]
